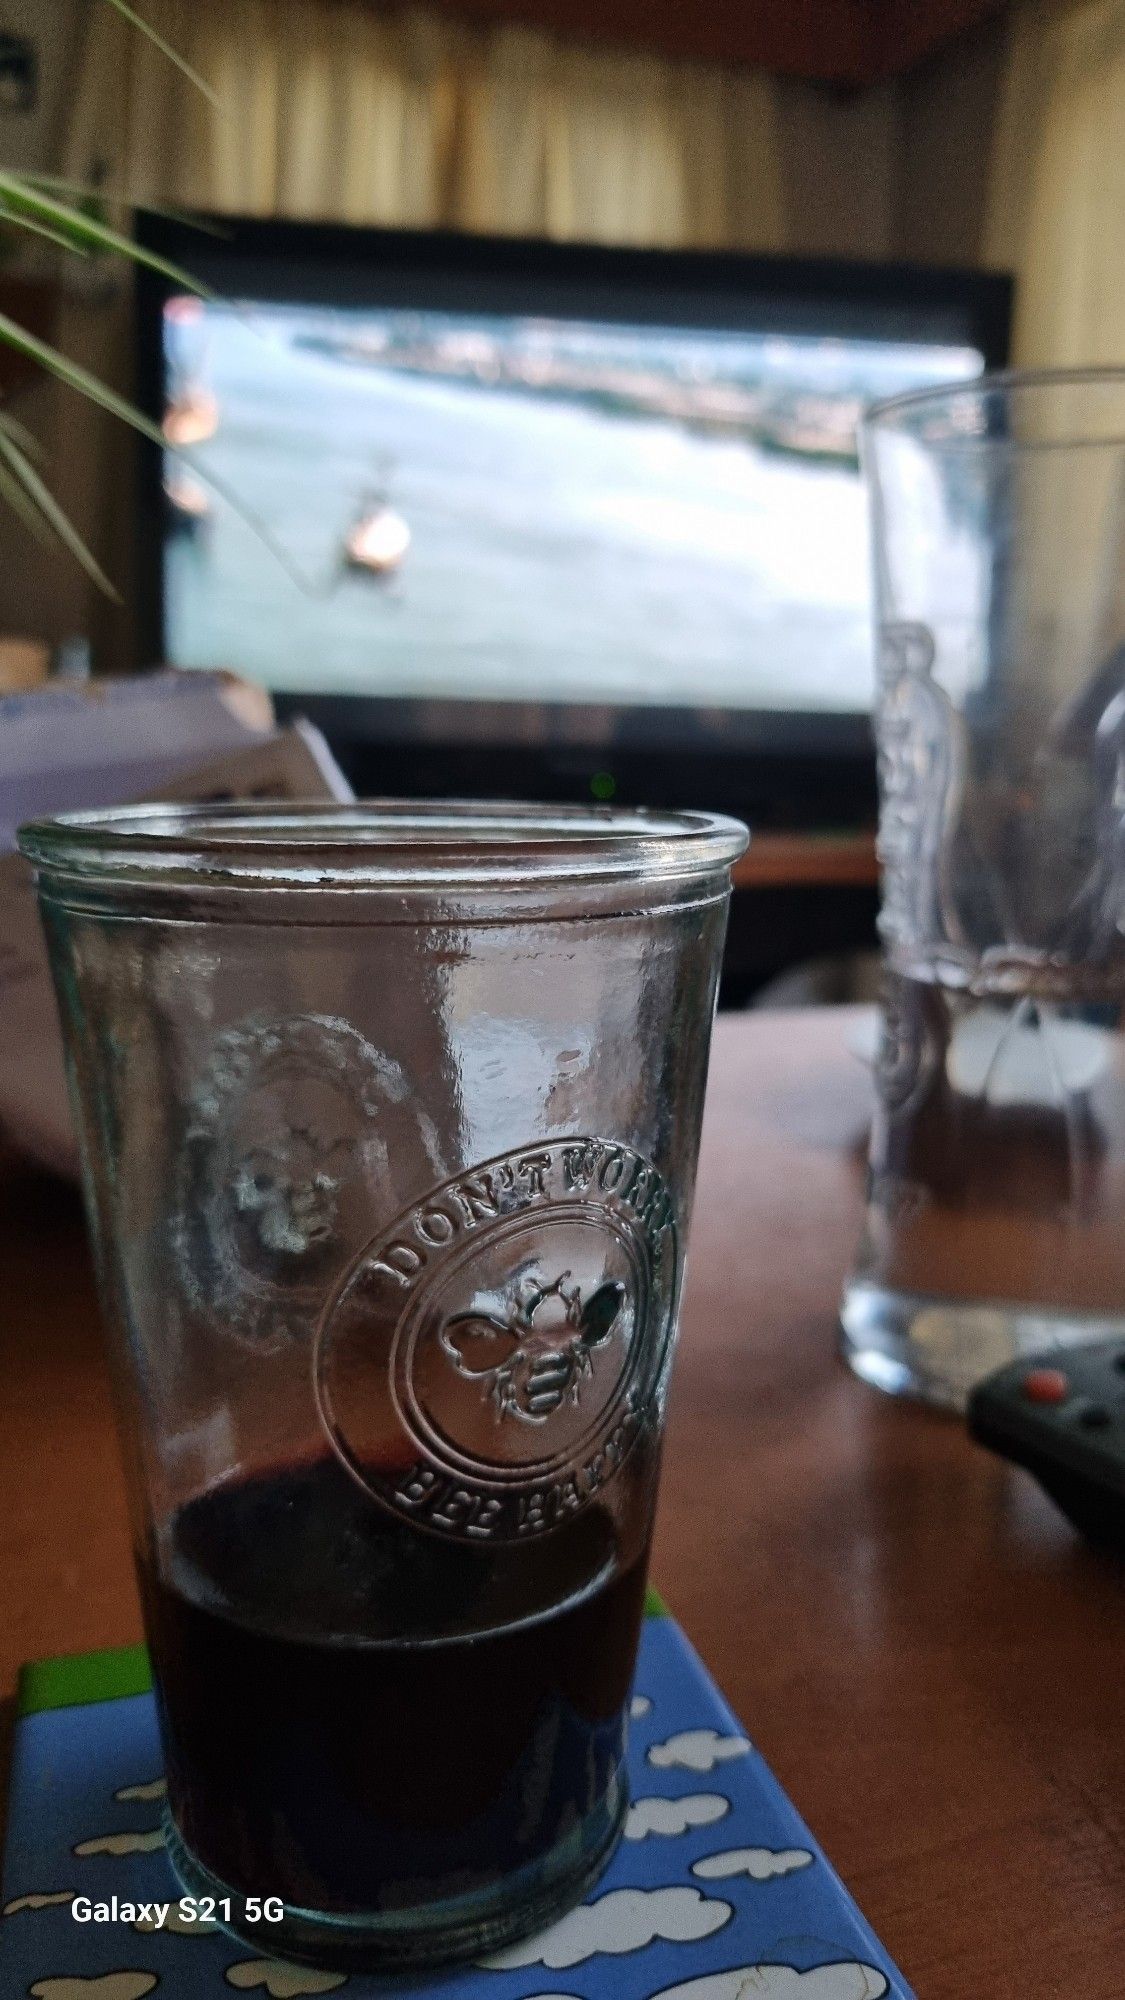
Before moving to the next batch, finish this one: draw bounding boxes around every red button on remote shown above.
[1021,1367,1070,1405]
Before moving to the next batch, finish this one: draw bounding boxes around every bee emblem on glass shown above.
[440,1272,626,1424]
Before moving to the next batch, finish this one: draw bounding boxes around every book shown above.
[1,1605,913,1999]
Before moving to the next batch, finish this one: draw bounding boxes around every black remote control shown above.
[967,1342,1125,1550]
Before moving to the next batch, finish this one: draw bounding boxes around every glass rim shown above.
[863,364,1125,444]
[17,798,749,892]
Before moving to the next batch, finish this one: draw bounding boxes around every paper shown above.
[0,690,353,1175]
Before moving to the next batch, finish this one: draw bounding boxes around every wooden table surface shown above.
[3,1006,1125,1997]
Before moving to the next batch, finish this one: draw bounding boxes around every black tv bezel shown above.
[134,216,1012,823]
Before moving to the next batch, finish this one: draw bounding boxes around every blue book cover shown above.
[1,1610,913,2000]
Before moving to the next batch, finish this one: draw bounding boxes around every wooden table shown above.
[3,1007,1124,1996]
[731,829,879,891]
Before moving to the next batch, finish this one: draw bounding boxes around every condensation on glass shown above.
[843,371,1125,1406]
[18,801,746,1971]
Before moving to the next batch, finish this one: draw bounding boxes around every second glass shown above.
[843,371,1125,1406]
[20,800,746,1970]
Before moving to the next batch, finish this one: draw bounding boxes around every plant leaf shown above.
[0,411,46,462]
[0,209,92,256]
[23,176,230,235]
[0,427,120,598]
[102,0,220,106]
[0,174,213,294]
[0,312,337,599]
[0,309,171,447]
[0,456,52,545]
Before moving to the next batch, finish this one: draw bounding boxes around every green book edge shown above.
[18,1591,670,1718]
[18,1643,154,1718]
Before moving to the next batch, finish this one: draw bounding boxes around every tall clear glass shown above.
[842,370,1125,1407]
[19,801,745,1971]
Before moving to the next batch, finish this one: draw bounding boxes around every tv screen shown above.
[136,221,1011,818]
[160,298,983,715]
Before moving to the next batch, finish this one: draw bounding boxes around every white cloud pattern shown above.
[3,1890,75,1915]
[133,1905,218,1936]
[648,1730,751,1774]
[624,1793,730,1840]
[30,1979,157,2000]
[631,1695,652,1719]
[692,1847,814,1881]
[479,1886,732,1968]
[114,1780,166,1803]
[224,1963,347,1996]
[650,1963,889,2000]
[73,1832,165,1858]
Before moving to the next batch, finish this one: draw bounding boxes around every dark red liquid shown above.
[141,1456,650,1913]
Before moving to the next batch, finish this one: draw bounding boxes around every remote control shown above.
[967,1342,1125,1550]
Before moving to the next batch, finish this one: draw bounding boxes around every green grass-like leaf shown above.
[0,422,120,598]
[0,309,171,448]
[0,174,213,295]
[0,412,46,462]
[0,0,222,592]
[0,453,52,544]
[102,0,220,106]
[23,176,230,236]
[0,312,339,600]
[0,209,92,256]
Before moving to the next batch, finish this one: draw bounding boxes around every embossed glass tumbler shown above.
[19,801,746,1971]
[842,369,1125,1407]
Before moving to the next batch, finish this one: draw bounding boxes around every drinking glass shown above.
[842,370,1125,1406]
[19,800,746,1970]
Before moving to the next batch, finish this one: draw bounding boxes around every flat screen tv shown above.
[135,219,1011,823]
